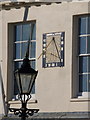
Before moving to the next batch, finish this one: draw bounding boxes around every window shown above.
[79,16,90,93]
[42,32,65,68]
[13,22,36,99]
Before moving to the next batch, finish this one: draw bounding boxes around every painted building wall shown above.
[0,0,90,3]
[0,1,90,116]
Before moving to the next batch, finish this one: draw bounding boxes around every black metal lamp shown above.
[15,57,38,96]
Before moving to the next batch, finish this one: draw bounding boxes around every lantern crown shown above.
[18,57,37,74]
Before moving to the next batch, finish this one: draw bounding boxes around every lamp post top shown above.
[16,57,38,74]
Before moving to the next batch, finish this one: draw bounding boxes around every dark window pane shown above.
[79,37,86,54]
[79,56,88,73]
[22,24,31,41]
[87,17,90,34]
[79,74,88,92]
[79,56,90,73]
[79,17,87,35]
[30,60,35,69]
[87,56,90,72]
[31,23,36,40]
[21,42,28,59]
[14,61,22,70]
[15,25,22,41]
[88,74,90,92]
[14,78,19,95]
[30,60,36,94]
[87,36,90,53]
[31,83,35,94]
[30,42,36,58]
[15,43,21,59]
[14,61,23,95]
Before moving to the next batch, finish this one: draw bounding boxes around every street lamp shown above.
[15,56,38,96]
[9,40,39,119]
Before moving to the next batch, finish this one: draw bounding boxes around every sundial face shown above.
[46,34,61,63]
[42,32,65,68]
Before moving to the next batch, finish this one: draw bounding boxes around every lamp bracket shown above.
[9,108,39,117]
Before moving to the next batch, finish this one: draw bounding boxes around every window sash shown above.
[79,16,90,92]
[79,74,90,92]
[13,22,36,99]
[14,41,36,59]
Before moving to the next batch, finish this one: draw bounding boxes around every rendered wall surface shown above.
[0,0,90,3]
[0,1,90,116]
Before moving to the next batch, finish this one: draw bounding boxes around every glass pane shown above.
[79,37,86,54]
[30,60,35,69]
[31,23,36,40]
[15,25,22,41]
[88,74,90,92]
[21,42,28,59]
[31,83,35,94]
[79,17,87,35]
[87,17,90,34]
[30,42,36,58]
[87,36,90,53]
[14,62,23,97]
[14,61,23,70]
[15,43,21,59]
[80,56,90,73]
[30,60,35,94]
[79,56,88,73]
[28,74,36,94]
[20,74,33,94]
[14,74,20,95]
[87,56,90,72]
[22,24,31,41]
[79,74,88,92]
[14,79,19,95]
[20,74,35,93]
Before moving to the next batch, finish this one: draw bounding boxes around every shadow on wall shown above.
[23,7,29,22]
[0,65,7,117]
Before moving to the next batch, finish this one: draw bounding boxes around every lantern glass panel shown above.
[15,72,21,94]
[20,74,32,94]
[19,73,37,94]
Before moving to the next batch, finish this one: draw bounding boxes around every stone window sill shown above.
[70,98,90,102]
[8,99,38,104]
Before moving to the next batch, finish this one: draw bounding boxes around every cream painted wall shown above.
[0,0,89,2]
[0,10,8,116]
[0,2,90,115]
[0,10,5,116]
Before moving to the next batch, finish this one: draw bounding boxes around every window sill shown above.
[9,94,38,104]
[70,98,90,102]
[71,92,90,102]
[9,99,38,104]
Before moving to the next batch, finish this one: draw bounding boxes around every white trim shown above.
[79,73,90,75]
[12,94,36,101]
[79,54,90,56]
[9,94,37,104]
[78,92,90,98]
[14,40,36,44]
[79,34,90,37]
[14,58,36,61]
